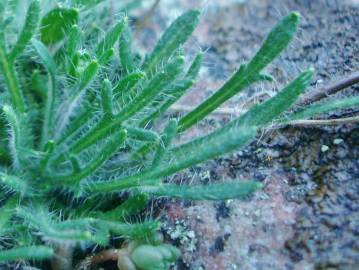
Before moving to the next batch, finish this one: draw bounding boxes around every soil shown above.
[134,0,359,269]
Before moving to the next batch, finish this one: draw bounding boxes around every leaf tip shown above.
[255,182,264,190]
[91,59,99,66]
[71,24,79,30]
[302,67,315,82]
[289,11,301,22]
[190,9,201,17]
[177,55,186,64]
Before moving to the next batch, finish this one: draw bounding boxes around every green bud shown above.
[130,244,180,270]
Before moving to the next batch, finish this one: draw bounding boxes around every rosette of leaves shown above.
[0,0,358,269]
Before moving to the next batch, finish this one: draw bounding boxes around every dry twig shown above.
[297,71,359,105]
[169,71,359,127]
[285,116,359,127]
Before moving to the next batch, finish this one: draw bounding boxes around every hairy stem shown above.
[51,244,74,270]
[0,41,26,112]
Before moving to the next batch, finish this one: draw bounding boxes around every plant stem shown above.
[0,41,26,112]
[89,249,121,264]
[298,71,359,105]
[170,71,359,116]
[51,244,73,270]
[169,105,359,127]
[284,115,359,127]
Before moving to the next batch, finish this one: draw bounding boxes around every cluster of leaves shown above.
[0,0,358,269]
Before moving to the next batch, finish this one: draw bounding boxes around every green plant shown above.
[0,1,358,269]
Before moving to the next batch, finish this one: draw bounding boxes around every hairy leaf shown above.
[140,181,262,200]
[40,8,79,45]
[283,96,359,122]
[142,10,200,74]
[32,39,57,148]
[9,0,40,61]
[177,12,300,132]
[0,246,53,262]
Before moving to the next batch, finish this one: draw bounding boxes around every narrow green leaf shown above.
[157,127,257,181]
[67,25,80,58]
[2,105,21,168]
[69,155,81,173]
[72,0,105,9]
[77,60,99,93]
[142,10,200,74]
[54,218,92,230]
[101,79,114,116]
[31,69,47,100]
[66,24,81,76]
[68,53,80,78]
[133,53,203,159]
[126,127,160,143]
[40,8,79,45]
[95,18,127,62]
[91,194,148,221]
[141,181,262,200]
[0,40,26,112]
[85,178,159,194]
[0,145,11,165]
[239,69,314,126]
[31,39,56,148]
[103,220,159,239]
[18,207,93,242]
[32,217,106,245]
[152,119,178,168]
[85,69,313,194]
[186,52,204,79]
[56,71,145,146]
[56,60,99,137]
[56,108,94,145]
[0,246,54,262]
[171,69,314,162]
[9,0,40,61]
[39,140,55,171]
[53,129,127,185]
[0,196,18,235]
[130,142,157,161]
[114,72,147,110]
[246,12,300,73]
[60,120,118,158]
[177,12,300,132]
[65,56,184,156]
[84,125,256,194]
[115,56,185,123]
[98,47,114,65]
[114,72,145,96]
[282,96,359,122]
[119,24,135,74]
[139,52,203,127]
[51,218,157,241]
[0,173,28,196]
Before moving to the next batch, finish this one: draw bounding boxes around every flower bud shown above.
[130,244,180,270]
